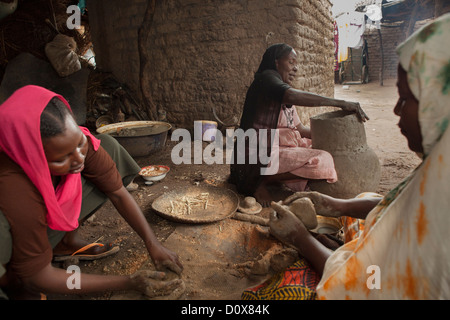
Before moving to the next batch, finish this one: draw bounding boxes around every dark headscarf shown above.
[255,43,293,74]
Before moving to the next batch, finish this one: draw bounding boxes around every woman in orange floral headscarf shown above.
[244,13,450,300]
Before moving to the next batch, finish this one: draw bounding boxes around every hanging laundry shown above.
[336,11,365,63]
[366,4,382,29]
[347,11,366,48]
[334,21,339,71]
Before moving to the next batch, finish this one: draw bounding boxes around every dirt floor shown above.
[48,79,422,300]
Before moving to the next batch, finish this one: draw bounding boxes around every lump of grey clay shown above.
[288,197,318,230]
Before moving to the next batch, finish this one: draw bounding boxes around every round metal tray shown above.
[151,186,239,224]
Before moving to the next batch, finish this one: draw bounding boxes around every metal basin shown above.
[96,121,171,157]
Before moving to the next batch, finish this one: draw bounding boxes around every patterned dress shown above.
[270,106,337,192]
[317,14,450,299]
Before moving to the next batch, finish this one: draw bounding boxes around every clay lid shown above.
[238,197,262,214]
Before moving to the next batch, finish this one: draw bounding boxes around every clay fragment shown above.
[287,197,318,230]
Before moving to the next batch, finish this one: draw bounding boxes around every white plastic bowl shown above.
[139,165,170,182]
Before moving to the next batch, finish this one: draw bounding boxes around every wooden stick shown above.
[232,212,269,226]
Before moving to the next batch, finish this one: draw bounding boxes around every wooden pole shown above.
[406,0,420,37]
[378,28,384,86]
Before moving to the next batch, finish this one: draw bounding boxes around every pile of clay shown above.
[273,197,343,238]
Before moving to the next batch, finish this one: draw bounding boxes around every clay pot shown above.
[308,110,380,199]
[238,196,262,214]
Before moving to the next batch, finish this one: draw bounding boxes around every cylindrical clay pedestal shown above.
[308,110,381,199]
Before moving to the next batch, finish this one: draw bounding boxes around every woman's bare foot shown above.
[53,230,111,256]
[254,184,273,207]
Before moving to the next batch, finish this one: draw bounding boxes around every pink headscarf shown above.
[0,85,100,231]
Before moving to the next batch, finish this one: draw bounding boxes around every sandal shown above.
[126,182,139,192]
[53,243,119,262]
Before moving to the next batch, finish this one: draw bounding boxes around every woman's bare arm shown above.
[269,202,331,275]
[283,191,382,220]
[296,122,311,139]
[283,88,369,122]
[106,186,183,274]
[22,263,181,298]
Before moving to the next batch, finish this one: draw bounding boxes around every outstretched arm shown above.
[283,88,369,122]
[106,186,183,274]
[269,202,331,275]
[21,263,182,298]
[283,191,382,220]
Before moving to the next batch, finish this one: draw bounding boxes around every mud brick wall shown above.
[364,23,406,82]
[88,0,148,94]
[88,0,335,129]
[364,19,432,83]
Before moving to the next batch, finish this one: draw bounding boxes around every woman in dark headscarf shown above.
[230,43,368,206]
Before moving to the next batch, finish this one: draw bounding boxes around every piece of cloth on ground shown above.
[242,259,320,300]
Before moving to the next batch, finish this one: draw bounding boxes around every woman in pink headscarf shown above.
[0,85,183,299]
